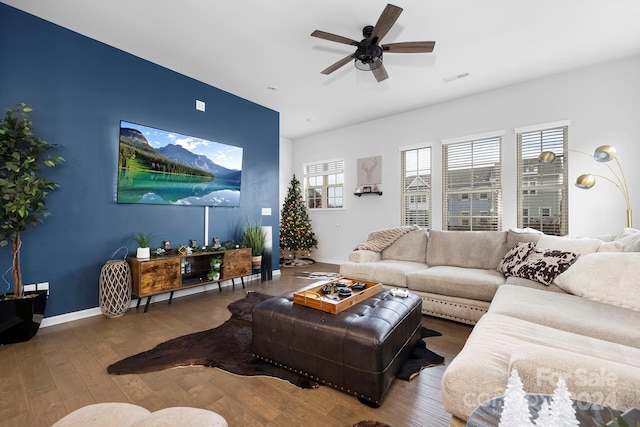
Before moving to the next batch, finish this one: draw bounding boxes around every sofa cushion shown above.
[510,247,578,286]
[615,227,640,252]
[597,240,623,252]
[489,285,640,348]
[554,252,640,311]
[339,260,427,288]
[441,313,640,421]
[536,234,603,255]
[426,230,508,269]
[381,228,428,262]
[506,228,543,249]
[497,241,537,276]
[509,344,640,414]
[504,276,567,294]
[406,266,505,302]
[348,250,381,263]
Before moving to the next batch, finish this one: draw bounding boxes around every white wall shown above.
[279,136,293,212]
[291,55,640,264]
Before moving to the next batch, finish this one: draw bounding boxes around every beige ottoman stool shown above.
[53,402,151,426]
[134,407,228,426]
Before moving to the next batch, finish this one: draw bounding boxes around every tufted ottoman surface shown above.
[252,289,422,404]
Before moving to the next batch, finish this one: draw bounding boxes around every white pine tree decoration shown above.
[534,399,555,427]
[548,377,579,426]
[499,369,533,427]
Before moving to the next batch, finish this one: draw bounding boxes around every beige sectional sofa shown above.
[340,227,566,324]
[340,226,640,424]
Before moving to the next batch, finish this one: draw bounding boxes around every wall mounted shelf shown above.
[354,191,383,197]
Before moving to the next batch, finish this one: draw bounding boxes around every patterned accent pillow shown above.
[512,248,579,286]
[497,241,537,276]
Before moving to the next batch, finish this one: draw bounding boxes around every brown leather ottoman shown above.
[252,289,422,405]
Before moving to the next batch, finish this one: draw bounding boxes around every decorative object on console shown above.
[132,232,158,259]
[0,103,64,344]
[539,145,632,227]
[207,255,223,281]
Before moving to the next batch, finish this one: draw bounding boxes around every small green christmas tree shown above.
[280,174,317,263]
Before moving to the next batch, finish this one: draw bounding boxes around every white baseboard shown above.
[41,272,279,328]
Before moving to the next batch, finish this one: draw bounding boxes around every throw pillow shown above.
[597,241,623,252]
[511,247,578,286]
[497,241,537,276]
[536,234,603,255]
[614,227,640,252]
[555,252,640,311]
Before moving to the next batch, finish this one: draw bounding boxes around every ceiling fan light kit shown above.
[311,3,435,82]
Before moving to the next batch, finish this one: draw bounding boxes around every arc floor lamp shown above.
[539,145,632,228]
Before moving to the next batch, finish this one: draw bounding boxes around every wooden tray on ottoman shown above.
[293,278,382,314]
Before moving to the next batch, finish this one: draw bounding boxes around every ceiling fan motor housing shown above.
[356,43,383,64]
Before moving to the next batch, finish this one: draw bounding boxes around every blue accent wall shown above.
[0,4,280,317]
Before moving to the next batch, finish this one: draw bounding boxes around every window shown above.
[401,147,431,228]
[516,125,568,236]
[304,159,344,209]
[443,135,502,231]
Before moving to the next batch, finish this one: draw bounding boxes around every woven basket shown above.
[99,259,132,318]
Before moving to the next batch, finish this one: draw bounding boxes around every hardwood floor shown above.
[0,263,472,427]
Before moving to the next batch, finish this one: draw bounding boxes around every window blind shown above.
[442,137,502,231]
[401,147,431,228]
[517,127,568,236]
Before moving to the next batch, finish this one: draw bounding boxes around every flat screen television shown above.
[117,121,243,207]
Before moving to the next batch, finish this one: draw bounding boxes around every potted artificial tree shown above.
[242,222,266,269]
[0,103,64,344]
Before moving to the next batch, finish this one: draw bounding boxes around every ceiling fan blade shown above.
[311,30,359,46]
[368,4,403,43]
[372,62,389,82]
[382,41,436,53]
[321,54,355,75]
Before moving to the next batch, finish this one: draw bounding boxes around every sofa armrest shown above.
[348,250,381,263]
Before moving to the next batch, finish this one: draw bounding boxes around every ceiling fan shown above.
[311,3,435,82]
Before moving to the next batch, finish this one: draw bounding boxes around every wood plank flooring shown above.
[0,263,472,427]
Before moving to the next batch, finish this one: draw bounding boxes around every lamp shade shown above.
[575,174,596,189]
[355,56,383,71]
[538,151,557,164]
[593,145,616,162]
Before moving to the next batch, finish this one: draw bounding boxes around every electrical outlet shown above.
[195,100,205,111]
[23,282,49,296]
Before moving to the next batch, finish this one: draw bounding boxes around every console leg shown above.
[231,278,236,289]
[144,296,152,313]
[168,291,174,305]
[217,281,222,292]
[241,277,245,289]
[136,298,141,309]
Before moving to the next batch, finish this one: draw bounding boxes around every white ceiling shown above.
[5,0,640,140]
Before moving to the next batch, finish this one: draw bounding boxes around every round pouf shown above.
[133,407,228,427]
[53,402,150,426]
[99,259,132,318]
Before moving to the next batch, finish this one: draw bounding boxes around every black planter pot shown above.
[0,290,47,345]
